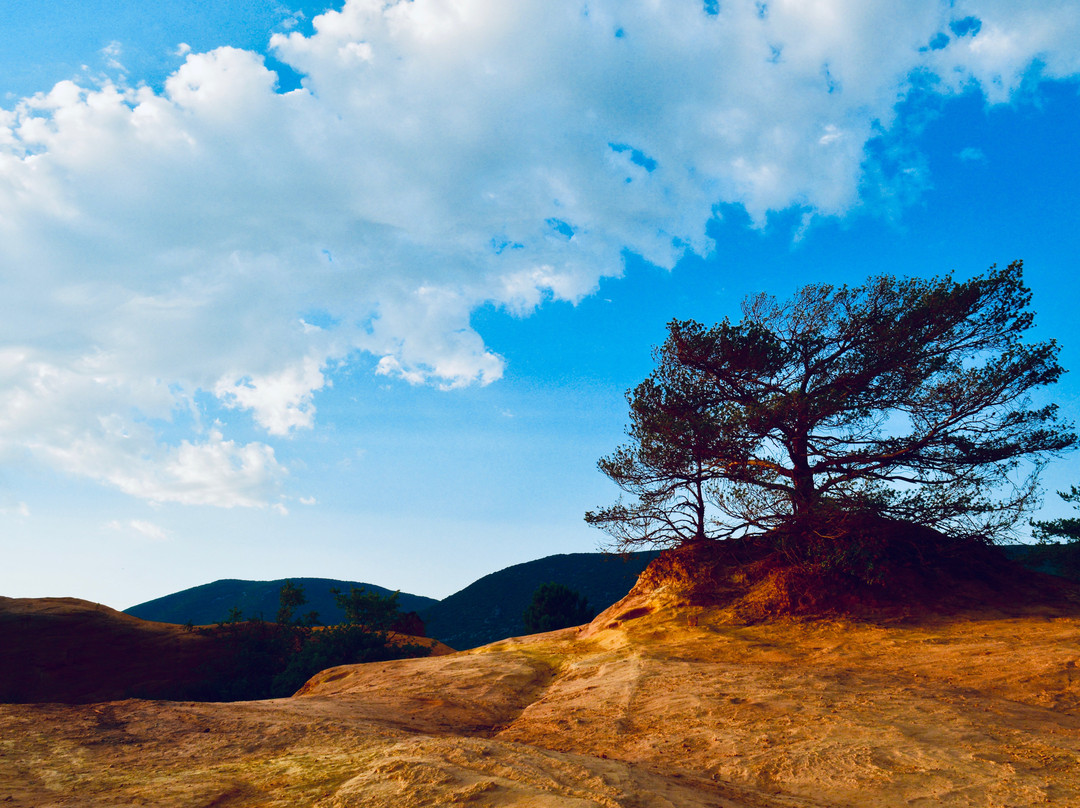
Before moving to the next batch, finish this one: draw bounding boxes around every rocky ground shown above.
[3,557,1080,806]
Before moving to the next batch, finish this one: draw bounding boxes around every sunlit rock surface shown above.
[3,556,1079,806]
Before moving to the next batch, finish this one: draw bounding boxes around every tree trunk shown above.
[789,432,815,525]
[693,473,707,541]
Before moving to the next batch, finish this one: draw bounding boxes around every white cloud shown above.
[101,41,126,74]
[216,356,328,435]
[37,424,286,508]
[105,518,171,542]
[0,349,286,507]
[0,0,1077,505]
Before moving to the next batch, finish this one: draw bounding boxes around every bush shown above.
[188,582,430,701]
[523,582,594,633]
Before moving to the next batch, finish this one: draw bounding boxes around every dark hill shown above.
[1001,543,1079,581]
[0,597,228,702]
[125,578,438,627]
[125,555,659,650]
[420,551,658,650]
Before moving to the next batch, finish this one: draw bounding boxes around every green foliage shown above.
[1032,485,1080,578]
[331,586,401,631]
[522,582,594,633]
[588,263,1075,563]
[276,579,320,627]
[1033,485,1080,544]
[270,624,430,697]
[190,582,427,701]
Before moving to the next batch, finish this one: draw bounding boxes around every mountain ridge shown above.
[124,577,438,628]
[125,551,660,649]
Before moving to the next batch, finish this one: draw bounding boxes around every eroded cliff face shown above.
[3,564,1080,808]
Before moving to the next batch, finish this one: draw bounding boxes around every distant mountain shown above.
[420,551,658,650]
[124,553,659,650]
[125,578,438,627]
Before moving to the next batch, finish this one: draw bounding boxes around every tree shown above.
[587,262,1075,560]
[330,586,402,632]
[276,580,320,627]
[523,582,594,633]
[194,584,428,701]
[584,345,754,548]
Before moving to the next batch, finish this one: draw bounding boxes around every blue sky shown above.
[1,1,1078,609]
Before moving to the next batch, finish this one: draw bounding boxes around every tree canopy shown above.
[586,262,1075,560]
[276,580,320,627]
[330,586,403,632]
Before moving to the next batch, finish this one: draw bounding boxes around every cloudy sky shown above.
[2,0,1079,609]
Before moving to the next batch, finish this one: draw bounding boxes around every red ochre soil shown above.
[2,547,1079,807]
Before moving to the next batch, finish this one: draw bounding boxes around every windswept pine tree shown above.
[588,262,1075,574]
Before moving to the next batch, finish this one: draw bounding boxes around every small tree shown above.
[587,262,1074,561]
[276,580,319,627]
[585,349,754,548]
[523,583,594,633]
[331,586,402,632]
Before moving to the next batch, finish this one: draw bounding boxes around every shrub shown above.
[523,582,594,633]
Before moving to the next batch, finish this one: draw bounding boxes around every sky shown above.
[1,0,1079,610]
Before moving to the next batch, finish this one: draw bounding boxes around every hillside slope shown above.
[1,596,449,704]
[0,597,226,702]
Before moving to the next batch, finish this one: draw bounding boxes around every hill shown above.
[0,597,226,703]
[419,551,658,649]
[3,550,1079,806]
[0,596,449,704]
[125,577,438,626]
[1002,542,1080,580]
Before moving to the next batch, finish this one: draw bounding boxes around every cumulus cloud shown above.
[0,0,1077,506]
[216,356,328,435]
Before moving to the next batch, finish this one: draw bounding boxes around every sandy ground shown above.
[2,590,1079,806]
